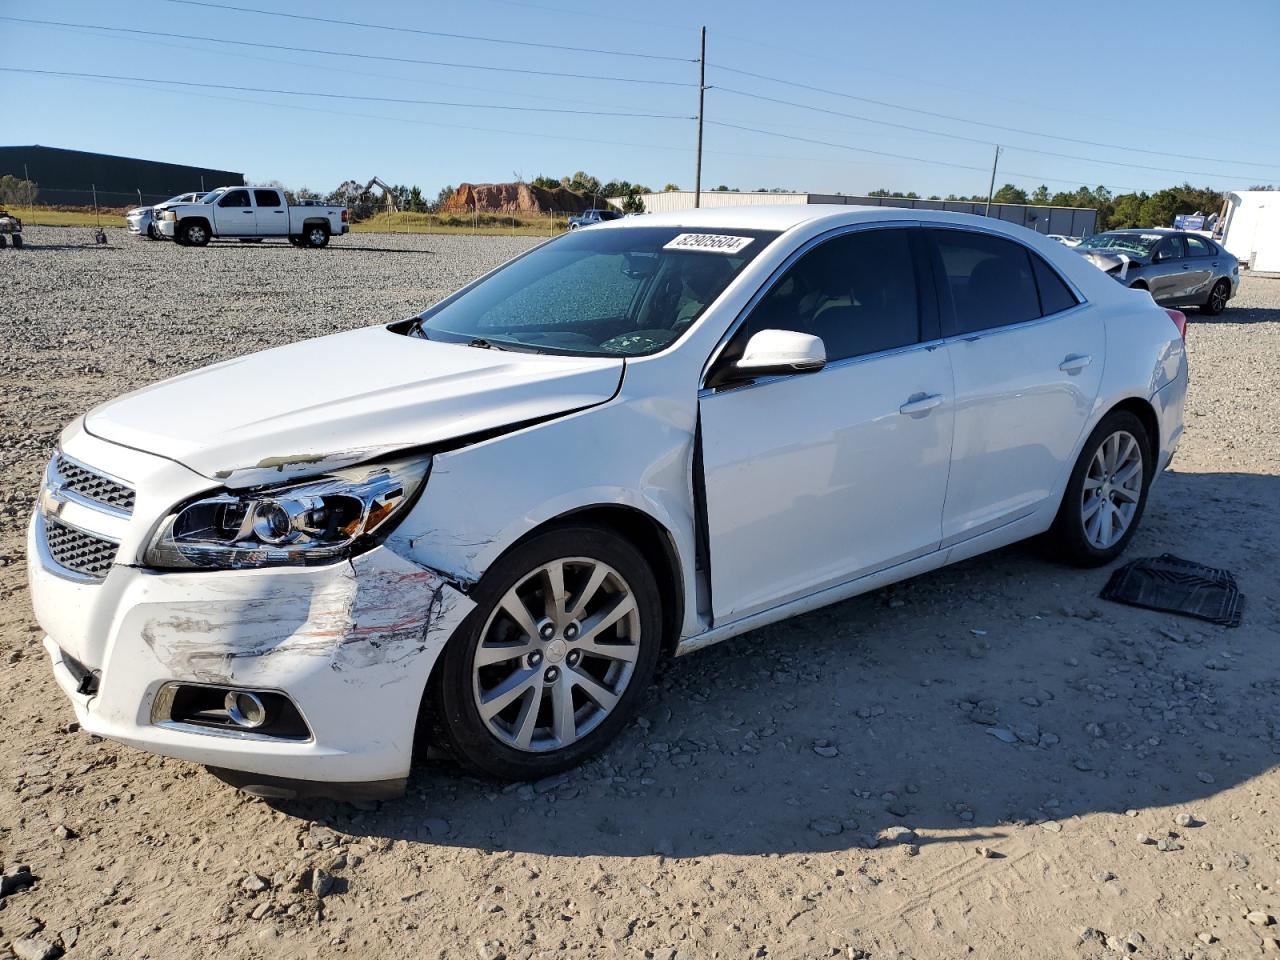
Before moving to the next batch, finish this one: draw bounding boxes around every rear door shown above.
[1182,235,1216,302]
[213,189,255,236]
[930,228,1104,545]
[699,226,954,622]
[253,189,288,236]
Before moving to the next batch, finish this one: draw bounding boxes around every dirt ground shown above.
[2,227,1279,960]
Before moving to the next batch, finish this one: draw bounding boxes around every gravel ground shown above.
[2,226,1280,960]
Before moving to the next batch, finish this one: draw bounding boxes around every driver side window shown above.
[218,190,251,208]
[741,228,921,362]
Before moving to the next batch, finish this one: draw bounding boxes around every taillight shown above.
[1165,308,1187,340]
[341,209,349,222]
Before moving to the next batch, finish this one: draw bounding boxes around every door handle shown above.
[244,210,254,214]
[1059,354,1092,374]
[898,393,944,416]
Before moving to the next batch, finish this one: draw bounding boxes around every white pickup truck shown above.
[158,186,349,248]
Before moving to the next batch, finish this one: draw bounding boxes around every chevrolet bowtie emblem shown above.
[39,480,66,518]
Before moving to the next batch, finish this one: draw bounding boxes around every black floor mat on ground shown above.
[1100,554,1244,627]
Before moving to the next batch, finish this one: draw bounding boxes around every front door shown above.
[1149,235,1188,302]
[213,188,255,236]
[253,188,289,236]
[929,228,1105,544]
[699,226,954,624]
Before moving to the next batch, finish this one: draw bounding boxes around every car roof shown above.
[599,203,1031,234]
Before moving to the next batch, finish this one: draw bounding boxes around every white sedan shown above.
[29,206,1187,799]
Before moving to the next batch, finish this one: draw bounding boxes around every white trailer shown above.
[1216,191,1280,272]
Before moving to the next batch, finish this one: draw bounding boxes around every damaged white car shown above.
[29,206,1187,800]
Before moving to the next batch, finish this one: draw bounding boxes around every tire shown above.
[303,224,329,248]
[146,223,160,240]
[11,234,20,249]
[0,235,7,249]
[1200,278,1229,315]
[180,220,210,247]
[1047,410,1152,567]
[429,524,663,780]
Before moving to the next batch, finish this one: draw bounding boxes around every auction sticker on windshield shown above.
[664,233,754,254]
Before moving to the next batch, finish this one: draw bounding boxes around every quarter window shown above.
[253,189,282,207]
[743,229,921,362]
[1030,254,1079,316]
[932,230,1043,334]
[218,189,251,208]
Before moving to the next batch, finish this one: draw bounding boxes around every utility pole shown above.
[694,26,705,209]
[984,145,1001,217]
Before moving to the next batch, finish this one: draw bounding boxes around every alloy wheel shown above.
[1081,430,1143,550]
[1210,281,1228,312]
[471,557,641,753]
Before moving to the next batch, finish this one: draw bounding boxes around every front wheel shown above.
[429,525,662,780]
[10,234,21,249]
[1047,410,1152,567]
[181,220,210,246]
[1201,278,1230,315]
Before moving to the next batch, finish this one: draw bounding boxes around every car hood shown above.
[126,207,149,217]
[84,326,624,487]
[1076,248,1149,271]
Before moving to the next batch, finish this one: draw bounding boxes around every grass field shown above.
[9,207,572,237]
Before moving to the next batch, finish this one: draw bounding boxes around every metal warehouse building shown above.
[616,190,1098,237]
[0,145,244,208]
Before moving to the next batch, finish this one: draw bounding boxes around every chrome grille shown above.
[43,516,119,582]
[54,454,135,514]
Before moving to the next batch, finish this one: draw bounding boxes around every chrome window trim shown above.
[699,220,925,391]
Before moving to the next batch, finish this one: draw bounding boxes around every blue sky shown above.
[4,0,1279,198]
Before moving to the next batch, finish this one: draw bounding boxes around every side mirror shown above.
[735,329,826,378]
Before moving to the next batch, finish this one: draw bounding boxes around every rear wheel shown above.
[1201,279,1230,315]
[304,224,329,248]
[10,234,20,249]
[429,524,662,780]
[181,220,210,246]
[0,235,7,249]
[1047,410,1152,567]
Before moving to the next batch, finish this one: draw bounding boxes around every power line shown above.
[0,67,694,120]
[706,120,1144,192]
[709,62,1280,172]
[156,0,696,62]
[0,16,694,88]
[713,86,1267,183]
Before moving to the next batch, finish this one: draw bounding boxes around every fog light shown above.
[225,691,268,728]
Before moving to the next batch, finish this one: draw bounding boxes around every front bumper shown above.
[28,430,476,789]
[158,219,176,239]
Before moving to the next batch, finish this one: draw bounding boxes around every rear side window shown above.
[932,230,1041,333]
[1030,254,1079,316]
[744,228,920,361]
[1155,236,1185,260]
[253,189,282,207]
[1185,236,1213,257]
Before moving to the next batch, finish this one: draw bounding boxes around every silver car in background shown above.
[1075,229,1239,315]
[126,192,202,240]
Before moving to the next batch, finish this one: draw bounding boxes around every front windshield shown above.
[165,193,191,204]
[417,226,779,356]
[1079,233,1161,255]
[199,190,224,204]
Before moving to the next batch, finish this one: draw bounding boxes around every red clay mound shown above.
[441,182,600,214]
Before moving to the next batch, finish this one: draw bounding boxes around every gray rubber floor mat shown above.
[1100,554,1243,627]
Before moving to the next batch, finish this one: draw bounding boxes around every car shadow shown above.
[1193,304,1280,325]
[268,469,1279,859]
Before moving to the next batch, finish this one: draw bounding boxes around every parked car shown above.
[30,206,1187,799]
[157,186,348,247]
[1047,234,1082,247]
[1075,229,1238,314]
[126,192,202,240]
[568,208,622,230]
[0,208,22,248]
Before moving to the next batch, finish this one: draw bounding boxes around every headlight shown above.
[162,210,177,221]
[144,456,430,570]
